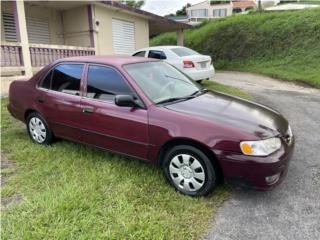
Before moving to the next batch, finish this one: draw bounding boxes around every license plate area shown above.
[199,61,208,68]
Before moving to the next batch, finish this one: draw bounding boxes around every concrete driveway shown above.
[203,71,320,240]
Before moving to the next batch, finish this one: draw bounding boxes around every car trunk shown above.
[181,55,211,70]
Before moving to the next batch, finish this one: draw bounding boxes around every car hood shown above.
[165,91,289,139]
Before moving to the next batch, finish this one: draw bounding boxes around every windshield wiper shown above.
[156,89,208,105]
[156,96,192,105]
[190,88,208,96]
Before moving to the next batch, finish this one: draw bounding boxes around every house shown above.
[186,1,257,23]
[0,1,191,94]
[186,1,233,23]
[166,15,190,24]
[232,1,256,13]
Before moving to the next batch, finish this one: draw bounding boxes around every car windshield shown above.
[124,61,201,104]
[170,47,200,57]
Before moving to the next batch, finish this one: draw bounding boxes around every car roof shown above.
[55,55,158,66]
[136,46,185,52]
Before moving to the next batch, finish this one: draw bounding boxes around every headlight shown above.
[240,137,281,156]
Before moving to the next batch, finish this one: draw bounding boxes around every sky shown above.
[141,0,204,16]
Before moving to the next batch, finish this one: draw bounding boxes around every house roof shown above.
[100,1,193,35]
[25,1,193,36]
[232,1,256,9]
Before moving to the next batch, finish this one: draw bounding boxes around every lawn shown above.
[202,81,251,100]
[151,9,320,88]
[1,83,245,239]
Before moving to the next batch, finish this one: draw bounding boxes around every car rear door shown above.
[79,64,149,160]
[37,63,84,141]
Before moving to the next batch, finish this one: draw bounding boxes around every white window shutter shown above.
[112,18,135,55]
[2,13,17,42]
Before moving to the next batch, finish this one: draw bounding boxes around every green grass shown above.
[292,0,320,5]
[1,96,233,239]
[151,9,320,87]
[203,81,252,100]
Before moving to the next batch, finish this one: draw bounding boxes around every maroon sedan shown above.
[8,56,294,196]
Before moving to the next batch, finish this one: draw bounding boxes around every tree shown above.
[176,3,191,16]
[120,0,145,9]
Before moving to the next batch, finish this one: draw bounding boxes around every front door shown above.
[80,64,149,160]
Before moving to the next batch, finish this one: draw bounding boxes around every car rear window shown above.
[51,64,83,96]
[39,64,83,96]
[171,47,199,57]
[133,51,146,57]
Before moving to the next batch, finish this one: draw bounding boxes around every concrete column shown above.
[14,0,32,77]
[88,4,100,54]
[177,29,184,46]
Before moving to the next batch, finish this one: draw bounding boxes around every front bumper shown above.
[216,137,295,190]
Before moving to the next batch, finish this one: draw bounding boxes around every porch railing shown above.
[29,44,95,67]
[1,42,23,67]
[1,42,95,68]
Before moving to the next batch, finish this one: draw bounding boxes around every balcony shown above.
[1,1,96,95]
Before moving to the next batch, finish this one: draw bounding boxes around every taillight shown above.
[183,60,195,68]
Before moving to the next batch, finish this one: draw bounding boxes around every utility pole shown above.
[258,0,262,13]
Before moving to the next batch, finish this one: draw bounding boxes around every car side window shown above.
[48,64,83,96]
[86,65,132,101]
[39,70,52,89]
[148,50,166,60]
[133,51,146,57]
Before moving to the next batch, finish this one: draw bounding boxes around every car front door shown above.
[37,63,84,141]
[80,64,149,160]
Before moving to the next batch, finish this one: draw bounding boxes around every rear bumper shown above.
[7,102,24,122]
[216,138,295,190]
[184,65,215,81]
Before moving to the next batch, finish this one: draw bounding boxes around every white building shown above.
[186,1,259,23]
[187,1,233,23]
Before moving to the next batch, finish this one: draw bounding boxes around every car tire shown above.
[26,112,54,145]
[162,145,216,197]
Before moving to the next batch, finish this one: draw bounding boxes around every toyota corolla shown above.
[8,56,294,196]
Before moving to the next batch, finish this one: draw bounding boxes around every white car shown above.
[132,46,215,82]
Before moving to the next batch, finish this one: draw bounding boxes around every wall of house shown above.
[1,1,64,44]
[24,3,64,44]
[187,1,233,19]
[93,5,149,55]
[1,1,12,42]
[62,6,91,47]
[1,2,91,47]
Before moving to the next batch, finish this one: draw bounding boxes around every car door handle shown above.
[82,107,94,113]
[36,96,44,103]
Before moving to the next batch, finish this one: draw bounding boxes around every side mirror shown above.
[115,95,139,108]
